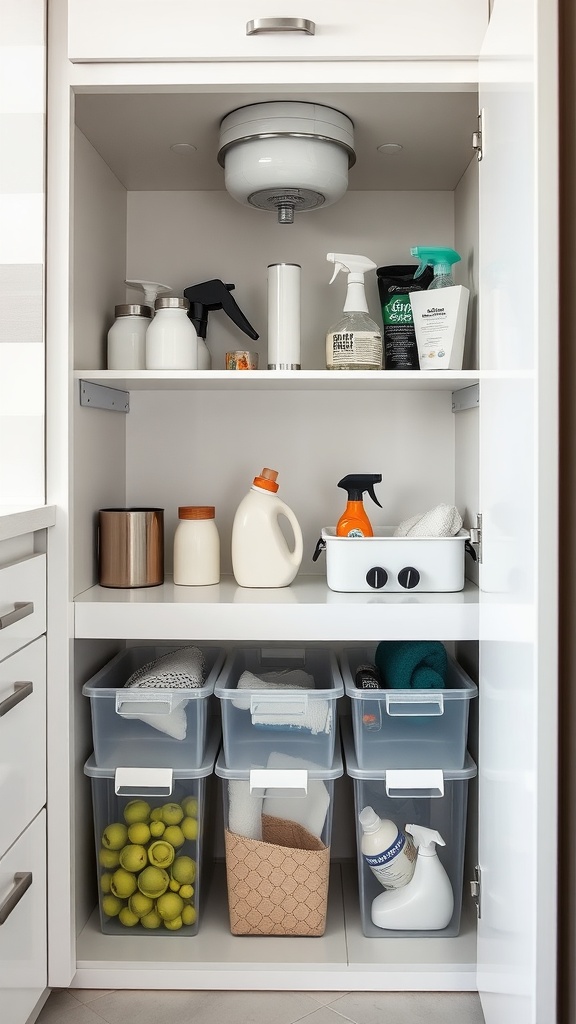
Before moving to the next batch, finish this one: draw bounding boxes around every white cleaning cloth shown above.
[393,503,463,538]
[262,752,330,839]
[120,646,206,741]
[228,780,262,840]
[231,669,331,735]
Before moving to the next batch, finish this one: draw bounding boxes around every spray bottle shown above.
[183,279,259,370]
[325,254,382,370]
[336,474,382,537]
[358,807,416,890]
[125,279,172,310]
[370,824,454,931]
[410,246,461,289]
[407,247,470,370]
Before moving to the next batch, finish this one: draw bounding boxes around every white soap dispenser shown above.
[370,824,454,931]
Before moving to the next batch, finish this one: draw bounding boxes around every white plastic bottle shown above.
[370,824,454,930]
[325,253,382,370]
[231,468,303,588]
[145,297,198,369]
[107,304,152,369]
[358,807,416,890]
[173,506,220,586]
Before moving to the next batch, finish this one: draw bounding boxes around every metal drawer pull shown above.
[0,681,33,718]
[246,18,315,35]
[0,601,34,629]
[0,872,32,925]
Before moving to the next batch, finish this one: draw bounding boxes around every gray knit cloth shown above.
[125,646,206,690]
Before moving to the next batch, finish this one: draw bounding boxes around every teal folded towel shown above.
[374,641,447,690]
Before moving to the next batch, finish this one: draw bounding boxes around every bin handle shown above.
[249,768,308,797]
[385,693,444,717]
[114,766,174,797]
[250,693,308,720]
[115,691,184,715]
[385,768,444,799]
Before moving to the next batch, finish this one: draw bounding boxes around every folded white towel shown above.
[228,780,262,840]
[393,503,463,538]
[262,752,330,839]
[119,646,206,740]
[231,669,331,735]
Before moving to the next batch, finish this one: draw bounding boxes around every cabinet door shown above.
[67,0,488,63]
[477,1,558,1022]
[0,811,47,1024]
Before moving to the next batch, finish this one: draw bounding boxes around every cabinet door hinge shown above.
[470,864,482,918]
[469,513,483,564]
[472,110,484,161]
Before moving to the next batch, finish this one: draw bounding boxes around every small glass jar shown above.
[146,296,198,370]
[107,304,152,369]
[173,506,220,586]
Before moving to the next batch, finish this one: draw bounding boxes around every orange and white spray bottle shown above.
[336,474,383,537]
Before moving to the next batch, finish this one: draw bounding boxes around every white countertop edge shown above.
[0,505,57,541]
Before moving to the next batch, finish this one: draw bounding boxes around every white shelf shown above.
[74,575,479,641]
[73,864,477,991]
[74,369,480,393]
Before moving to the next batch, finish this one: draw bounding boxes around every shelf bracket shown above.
[79,380,130,413]
[452,383,479,413]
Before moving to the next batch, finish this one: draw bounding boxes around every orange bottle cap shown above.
[253,467,279,492]
[178,506,215,519]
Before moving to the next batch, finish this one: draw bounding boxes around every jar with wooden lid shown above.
[173,506,220,586]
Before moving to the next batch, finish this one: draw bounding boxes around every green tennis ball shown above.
[156,892,184,922]
[100,872,113,894]
[110,868,137,899]
[101,894,123,918]
[171,856,196,885]
[164,915,183,931]
[163,825,185,849]
[119,844,148,872]
[181,796,198,818]
[179,884,194,900]
[99,848,120,869]
[150,807,163,822]
[128,892,154,918]
[181,904,197,927]
[127,822,151,845]
[101,823,128,850]
[149,821,166,838]
[140,909,162,929]
[123,800,151,825]
[148,840,175,869]
[181,817,198,841]
[119,906,140,928]
[137,866,169,899]
[161,803,184,826]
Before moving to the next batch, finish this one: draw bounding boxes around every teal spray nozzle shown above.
[183,279,259,342]
[410,247,461,290]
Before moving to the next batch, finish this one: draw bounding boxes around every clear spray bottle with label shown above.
[325,253,382,370]
[358,806,417,890]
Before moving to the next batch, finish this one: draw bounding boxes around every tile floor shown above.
[37,988,486,1024]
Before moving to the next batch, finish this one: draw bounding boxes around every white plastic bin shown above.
[84,723,219,936]
[340,646,477,770]
[343,720,476,938]
[215,742,343,936]
[83,645,225,769]
[215,647,343,769]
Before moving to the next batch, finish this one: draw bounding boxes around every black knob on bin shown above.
[398,566,420,590]
[366,566,388,589]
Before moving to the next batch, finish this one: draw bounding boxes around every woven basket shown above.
[224,814,330,936]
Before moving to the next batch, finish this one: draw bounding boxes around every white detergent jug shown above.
[231,467,303,588]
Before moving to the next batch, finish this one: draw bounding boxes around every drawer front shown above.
[0,812,47,1024]
[68,1,488,63]
[0,554,46,661]
[0,638,46,856]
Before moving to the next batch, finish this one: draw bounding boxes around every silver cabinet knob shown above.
[246,18,315,36]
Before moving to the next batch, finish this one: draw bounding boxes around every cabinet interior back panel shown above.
[126,189,456,372]
[126,389,456,576]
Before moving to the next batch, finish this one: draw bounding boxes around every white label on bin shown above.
[114,766,174,796]
[385,769,444,798]
[249,768,308,798]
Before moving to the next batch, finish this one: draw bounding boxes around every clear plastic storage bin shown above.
[215,741,343,936]
[83,645,225,769]
[340,646,477,770]
[343,721,476,938]
[215,647,344,769]
[84,723,219,936]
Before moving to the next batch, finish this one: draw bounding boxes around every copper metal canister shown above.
[98,508,164,588]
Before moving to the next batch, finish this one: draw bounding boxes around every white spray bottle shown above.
[325,253,382,370]
[370,824,454,931]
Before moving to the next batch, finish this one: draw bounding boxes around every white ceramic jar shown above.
[146,296,198,369]
[107,303,152,369]
[173,506,220,585]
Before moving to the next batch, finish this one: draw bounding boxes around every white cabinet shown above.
[44,1,558,1022]
[67,0,488,63]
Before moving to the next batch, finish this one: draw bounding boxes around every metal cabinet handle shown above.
[0,681,33,718]
[0,601,34,629]
[0,872,32,925]
[246,18,315,35]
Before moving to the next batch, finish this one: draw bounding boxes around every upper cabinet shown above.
[67,0,488,63]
